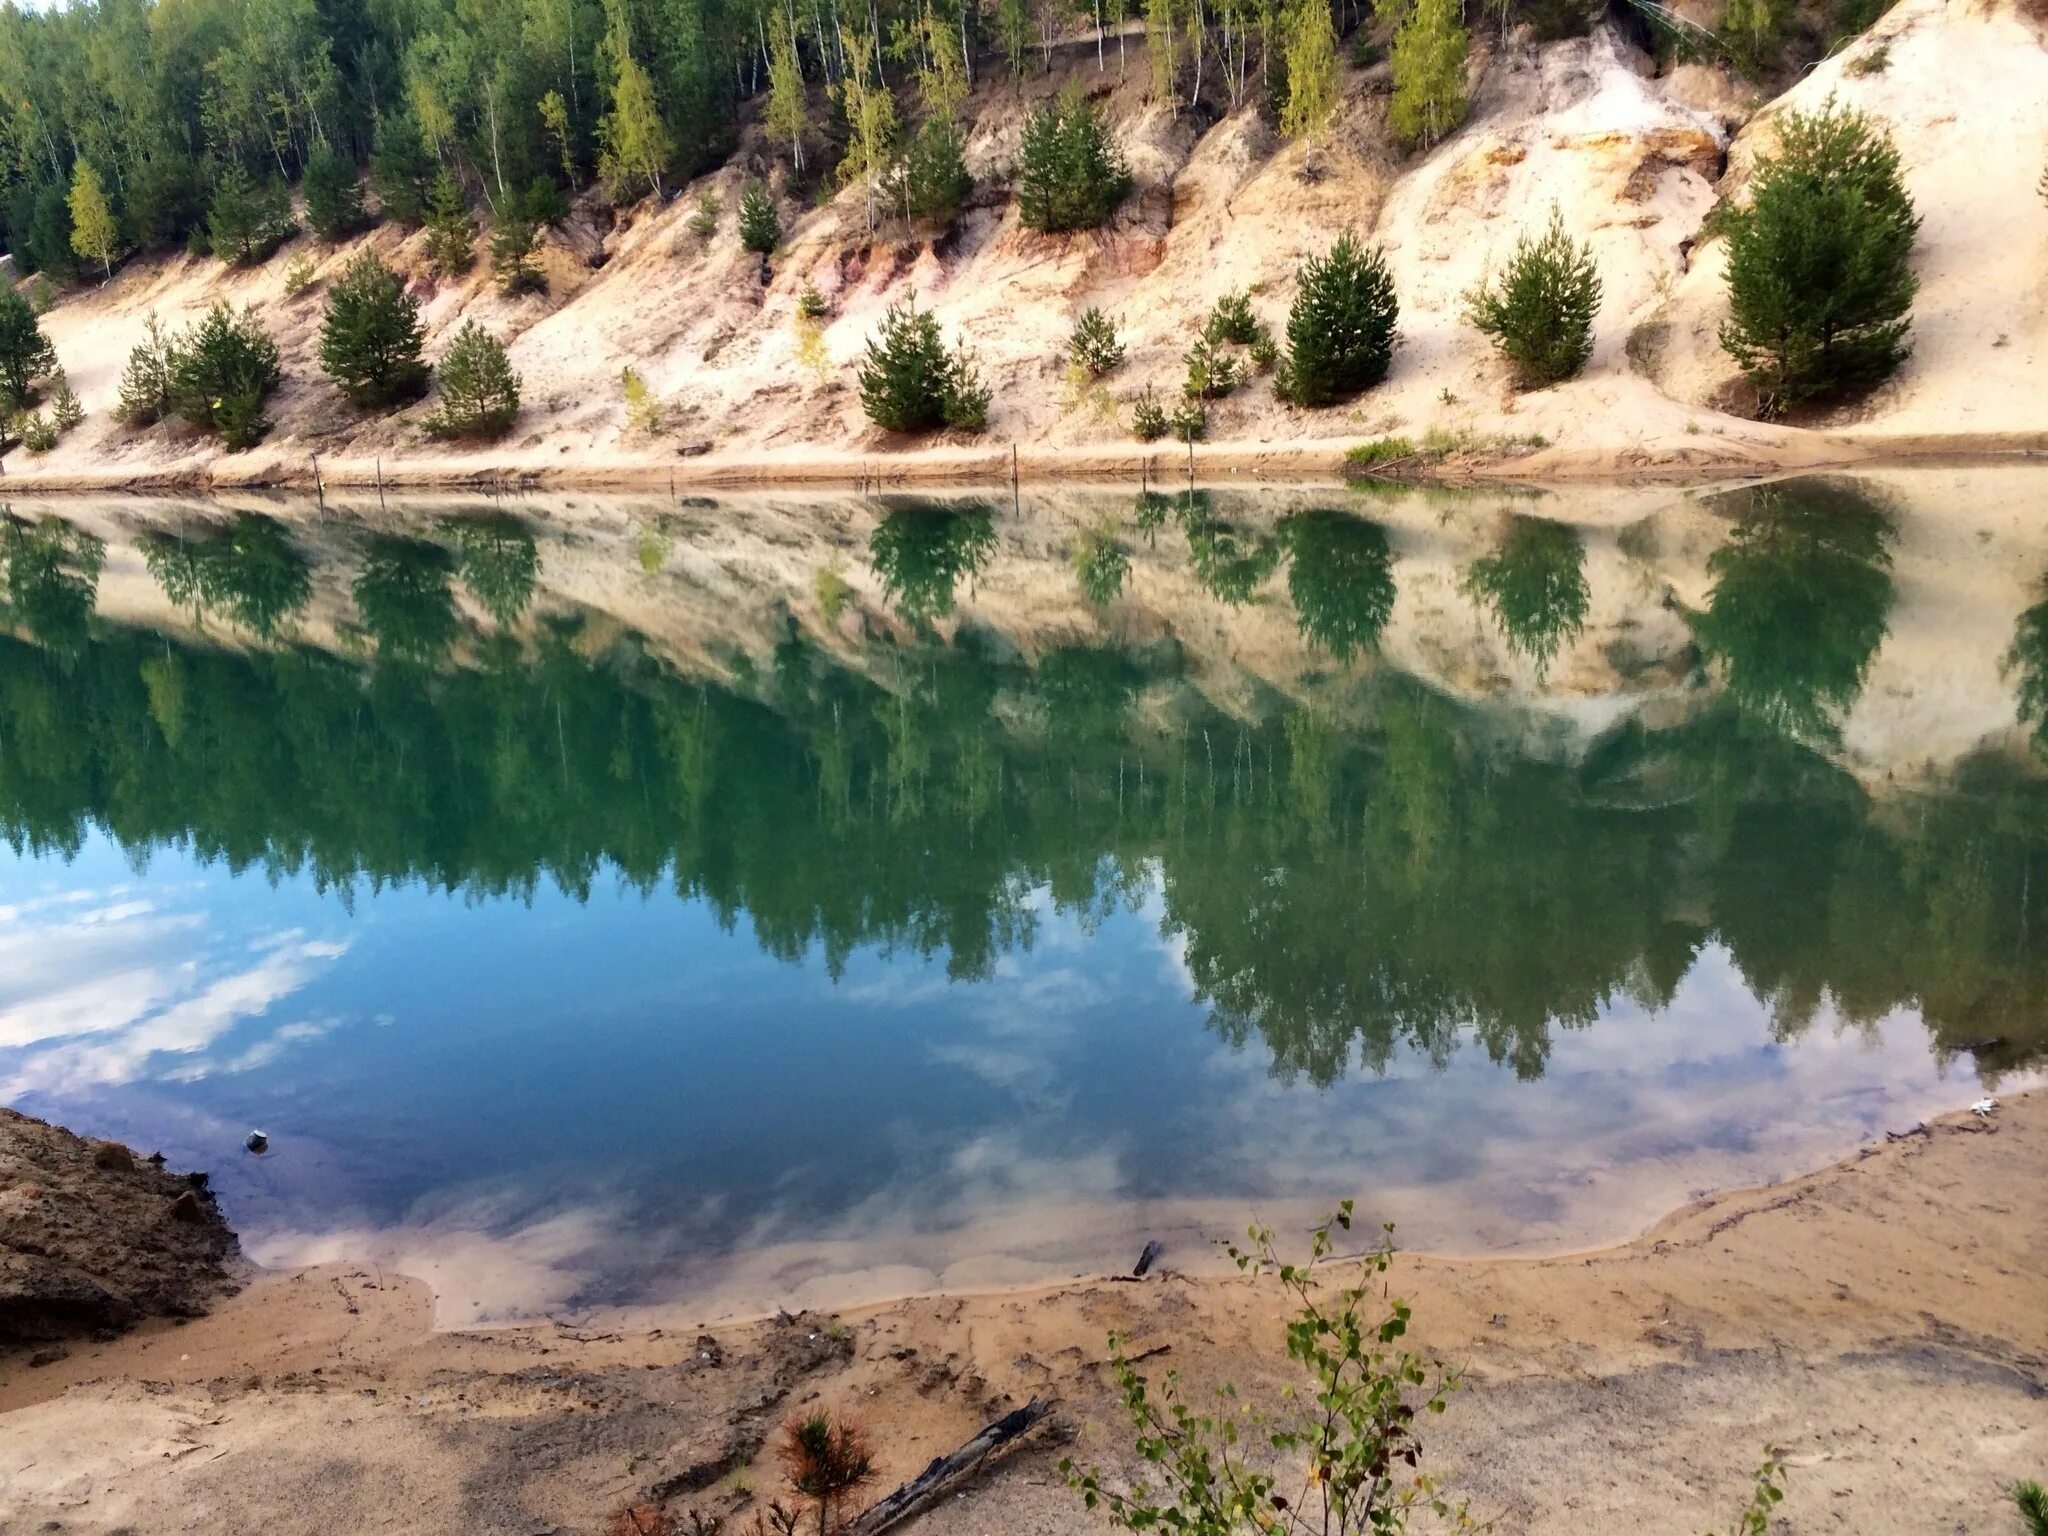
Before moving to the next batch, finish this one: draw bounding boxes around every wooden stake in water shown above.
[312,453,325,513]
[377,457,387,519]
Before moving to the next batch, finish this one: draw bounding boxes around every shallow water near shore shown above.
[2,467,2044,1323]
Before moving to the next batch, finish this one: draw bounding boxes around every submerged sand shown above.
[1,1093,2041,1534]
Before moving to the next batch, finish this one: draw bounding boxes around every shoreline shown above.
[3,430,2045,501]
[3,1093,2042,1532]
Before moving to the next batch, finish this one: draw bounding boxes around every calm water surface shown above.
[1,472,2042,1321]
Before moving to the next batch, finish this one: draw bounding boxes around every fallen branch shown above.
[843,1398,1054,1535]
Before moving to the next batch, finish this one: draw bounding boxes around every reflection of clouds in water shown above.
[1189,942,1983,1252]
[0,887,350,1096]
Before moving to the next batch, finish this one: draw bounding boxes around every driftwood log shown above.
[843,1398,1054,1535]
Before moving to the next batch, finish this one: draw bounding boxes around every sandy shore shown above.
[2,1092,2041,1535]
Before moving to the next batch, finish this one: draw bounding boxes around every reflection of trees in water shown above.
[1460,514,1588,678]
[2004,584,2048,757]
[2,515,105,657]
[3,499,2044,1089]
[443,513,539,628]
[141,514,312,640]
[352,534,461,665]
[1280,510,1396,661]
[866,503,996,629]
[1693,482,1897,744]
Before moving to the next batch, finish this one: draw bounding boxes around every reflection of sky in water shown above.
[0,829,2000,1325]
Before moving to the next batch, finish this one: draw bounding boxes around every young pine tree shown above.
[738,179,780,254]
[117,312,176,427]
[425,321,522,439]
[857,294,988,433]
[68,162,121,278]
[1718,100,1918,415]
[303,141,369,241]
[320,252,429,408]
[0,286,58,412]
[1386,0,1468,152]
[1280,230,1399,406]
[425,168,476,276]
[1016,91,1131,233]
[1464,206,1601,388]
[166,303,283,448]
[1069,308,1126,376]
[371,112,435,226]
[489,207,547,294]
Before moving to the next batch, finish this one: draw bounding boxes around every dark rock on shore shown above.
[1,1107,242,1348]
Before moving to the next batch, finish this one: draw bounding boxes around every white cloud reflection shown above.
[0,886,349,1096]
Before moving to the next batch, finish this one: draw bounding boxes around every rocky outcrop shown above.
[1,1108,241,1349]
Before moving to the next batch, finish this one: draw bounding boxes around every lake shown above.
[1,468,2042,1324]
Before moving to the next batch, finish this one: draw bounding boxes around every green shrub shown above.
[1719,100,1917,415]
[319,252,429,409]
[13,410,56,453]
[1344,435,1417,472]
[1068,308,1125,377]
[424,321,521,439]
[1131,386,1169,441]
[856,294,989,434]
[1280,230,1399,406]
[1204,290,1261,346]
[207,165,296,266]
[2015,1481,2047,1536]
[282,252,319,297]
[797,283,830,320]
[622,365,664,432]
[739,179,780,253]
[1702,1458,1788,1536]
[688,189,721,237]
[1170,398,1207,442]
[303,141,369,241]
[166,303,283,448]
[1250,332,1279,371]
[1016,89,1131,233]
[1064,1206,1467,1536]
[48,369,83,431]
[1464,206,1601,388]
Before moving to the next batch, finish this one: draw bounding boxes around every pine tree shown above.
[425,167,476,276]
[857,294,987,433]
[117,312,176,427]
[1386,0,1467,152]
[1279,229,1399,406]
[68,162,121,279]
[738,179,780,253]
[425,321,522,439]
[166,303,282,449]
[490,207,547,293]
[1464,206,1601,388]
[896,121,972,226]
[599,52,673,201]
[303,141,369,241]
[0,286,58,412]
[320,252,430,408]
[1016,91,1131,233]
[208,165,296,265]
[371,112,434,226]
[1069,308,1125,375]
[763,9,809,175]
[1280,0,1340,147]
[1719,101,1918,415]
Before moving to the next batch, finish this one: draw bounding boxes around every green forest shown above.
[0,487,2043,1086]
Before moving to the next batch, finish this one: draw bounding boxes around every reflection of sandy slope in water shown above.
[32,466,2047,789]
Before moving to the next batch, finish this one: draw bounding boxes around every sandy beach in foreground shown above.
[3,1091,2041,1535]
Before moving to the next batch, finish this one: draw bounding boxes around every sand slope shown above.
[11,0,2047,493]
